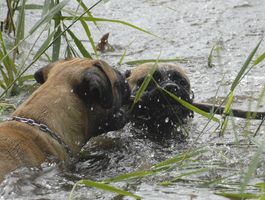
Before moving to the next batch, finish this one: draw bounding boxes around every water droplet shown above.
[157,99,160,102]
[165,117,169,123]
[90,107,94,111]
[70,89,74,93]
[138,105,142,108]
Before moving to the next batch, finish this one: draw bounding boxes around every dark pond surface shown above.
[0,0,265,199]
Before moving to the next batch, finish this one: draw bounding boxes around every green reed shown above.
[0,0,155,97]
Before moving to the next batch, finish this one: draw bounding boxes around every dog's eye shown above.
[153,71,162,82]
[180,79,187,86]
[136,77,155,91]
[170,72,180,81]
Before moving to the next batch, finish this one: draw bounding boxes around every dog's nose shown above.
[161,82,180,93]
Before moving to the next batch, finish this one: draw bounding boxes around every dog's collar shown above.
[8,116,72,157]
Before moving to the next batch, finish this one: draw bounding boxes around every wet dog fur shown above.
[125,63,193,138]
[0,58,130,182]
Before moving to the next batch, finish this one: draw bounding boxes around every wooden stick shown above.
[192,102,265,120]
[128,97,265,120]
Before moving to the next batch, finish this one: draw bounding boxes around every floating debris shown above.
[96,33,114,52]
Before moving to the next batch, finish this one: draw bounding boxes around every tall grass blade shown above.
[66,28,92,58]
[16,0,26,43]
[104,166,170,183]
[216,192,259,199]
[17,4,43,10]
[80,20,98,57]
[19,74,34,83]
[253,52,265,66]
[0,32,15,83]
[132,61,158,105]
[0,34,12,73]
[29,0,70,34]
[60,16,158,38]
[230,38,263,91]
[34,29,57,59]
[76,0,98,26]
[119,49,127,65]
[0,80,6,90]
[118,39,135,65]
[160,168,209,186]
[125,58,187,65]
[0,0,103,98]
[0,68,9,89]
[207,45,215,68]
[154,148,207,168]
[52,0,63,61]
[41,0,50,16]
[70,179,141,200]
[253,117,265,137]
[220,91,234,135]
[162,88,220,123]
[240,142,264,194]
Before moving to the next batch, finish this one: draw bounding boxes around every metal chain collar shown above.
[8,116,72,156]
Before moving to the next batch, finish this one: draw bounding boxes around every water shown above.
[0,0,265,199]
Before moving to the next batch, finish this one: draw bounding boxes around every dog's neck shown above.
[12,84,90,155]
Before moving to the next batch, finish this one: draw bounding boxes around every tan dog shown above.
[0,58,130,182]
[125,63,193,137]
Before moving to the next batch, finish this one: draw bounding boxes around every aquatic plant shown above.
[0,0,155,97]
[0,31,33,95]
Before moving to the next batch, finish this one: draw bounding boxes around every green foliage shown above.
[162,88,220,123]
[0,32,33,95]
[125,58,187,65]
[220,37,263,135]
[132,62,158,106]
[0,0,155,97]
[70,179,141,200]
[70,147,207,199]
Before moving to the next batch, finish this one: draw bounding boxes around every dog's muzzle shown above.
[130,80,194,132]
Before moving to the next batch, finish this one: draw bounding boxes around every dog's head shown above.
[34,58,130,136]
[125,63,194,135]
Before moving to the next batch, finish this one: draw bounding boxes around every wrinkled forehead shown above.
[160,64,190,83]
[44,58,117,82]
[128,63,190,84]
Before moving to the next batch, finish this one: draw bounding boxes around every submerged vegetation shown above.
[0,0,265,199]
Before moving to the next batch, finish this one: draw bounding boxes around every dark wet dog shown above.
[125,63,193,137]
[0,58,130,182]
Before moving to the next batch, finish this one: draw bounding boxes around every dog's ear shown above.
[34,64,53,84]
[75,67,113,109]
[34,68,45,84]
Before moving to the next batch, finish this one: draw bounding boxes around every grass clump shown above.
[0,0,155,97]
